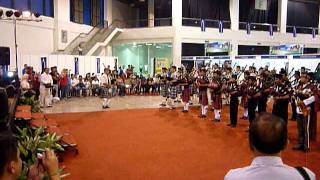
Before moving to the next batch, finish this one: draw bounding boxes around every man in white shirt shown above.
[225,113,315,180]
[100,68,112,109]
[40,68,53,108]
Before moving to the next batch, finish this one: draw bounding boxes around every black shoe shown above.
[160,103,166,107]
[231,124,237,128]
[227,124,232,126]
[214,119,221,122]
[182,110,188,113]
[102,105,109,109]
[170,107,176,110]
[199,114,206,118]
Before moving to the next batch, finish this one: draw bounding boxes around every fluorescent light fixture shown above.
[22,11,31,18]
[133,42,137,46]
[167,44,172,47]
[146,43,153,46]
[156,46,161,49]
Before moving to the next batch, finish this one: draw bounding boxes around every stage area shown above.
[45,97,320,180]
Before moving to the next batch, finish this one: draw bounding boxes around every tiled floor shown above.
[43,96,189,114]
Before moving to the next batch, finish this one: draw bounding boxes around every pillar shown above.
[54,0,70,51]
[277,0,288,34]
[172,0,182,67]
[148,0,154,27]
[105,0,112,26]
[229,0,239,31]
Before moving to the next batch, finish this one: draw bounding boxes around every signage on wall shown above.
[41,57,47,73]
[255,0,268,10]
[155,58,170,74]
[61,30,68,43]
[74,57,79,75]
[270,44,304,55]
[96,58,100,73]
[205,41,231,53]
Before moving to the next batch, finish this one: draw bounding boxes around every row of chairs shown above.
[14,105,79,154]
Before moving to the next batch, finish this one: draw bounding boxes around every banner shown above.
[155,58,170,74]
[205,41,231,53]
[255,0,267,10]
[270,44,304,55]
[96,58,100,73]
[74,57,79,75]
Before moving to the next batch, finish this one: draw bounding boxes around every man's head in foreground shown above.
[249,113,287,156]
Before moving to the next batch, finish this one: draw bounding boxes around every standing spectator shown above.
[39,68,53,108]
[22,64,27,75]
[59,69,69,100]
[78,45,83,55]
[225,113,315,180]
[50,67,60,98]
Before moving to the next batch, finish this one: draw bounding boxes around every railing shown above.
[117,18,172,28]
[82,20,123,55]
[182,17,231,29]
[286,25,318,34]
[239,22,278,32]
[64,20,108,54]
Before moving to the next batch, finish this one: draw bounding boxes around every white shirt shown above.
[40,73,53,89]
[71,78,79,87]
[92,80,99,86]
[225,156,315,180]
[100,74,111,87]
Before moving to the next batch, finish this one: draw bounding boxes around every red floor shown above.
[46,106,320,180]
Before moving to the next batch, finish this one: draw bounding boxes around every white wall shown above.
[0,6,92,71]
[18,54,117,77]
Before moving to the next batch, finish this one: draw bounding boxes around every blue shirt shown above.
[225,156,315,180]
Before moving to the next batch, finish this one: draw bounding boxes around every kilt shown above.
[199,90,208,106]
[190,84,198,95]
[169,86,177,99]
[211,92,222,109]
[182,88,191,102]
[100,86,111,98]
[177,86,182,94]
[160,84,168,97]
[241,95,248,108]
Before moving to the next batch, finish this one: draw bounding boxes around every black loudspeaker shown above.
[0,47,10,66]
[315,63,320,82]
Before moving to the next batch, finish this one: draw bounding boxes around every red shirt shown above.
[60,75,68,87]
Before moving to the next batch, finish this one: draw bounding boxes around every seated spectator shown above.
[71,74,79,96]
[0,132,60,180]
[116,75,125,96]
[91,76,100,96]
[84,73,92,96]
[225,113,315,180]
[21,74,35,97]
[76,76,87,97]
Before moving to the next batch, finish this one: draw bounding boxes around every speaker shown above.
[0,47,10,66]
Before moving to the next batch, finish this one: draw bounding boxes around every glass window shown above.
[0,0,13,8]
[15,0,29,11]
[31,0,43,14]
[71,0,83,24]
[44,0,53,17]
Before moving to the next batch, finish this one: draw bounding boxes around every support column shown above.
[172,0,182,67]
[105,0,113,26]
[106,45,112,56]
[277,0,288,34]
[229,0,239,31]
[318,4,320,35]
[230,41,238,57]
[54,0,70,51]
[148,0,154,27]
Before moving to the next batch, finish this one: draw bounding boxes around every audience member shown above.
[0,132,60,180]
[225,113,315,180]
[40,68,53,108]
